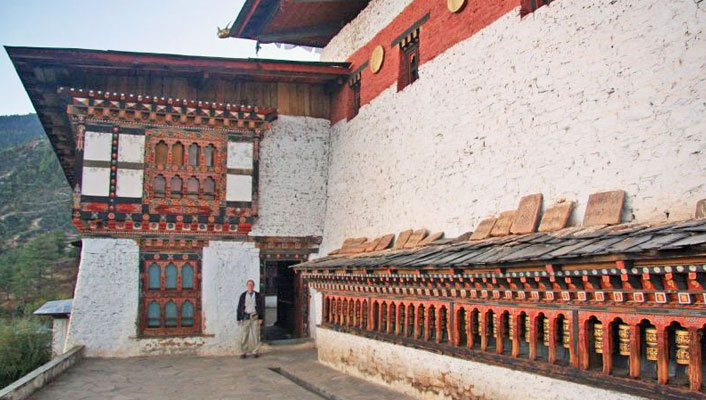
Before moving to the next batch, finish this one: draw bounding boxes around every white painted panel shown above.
[83,131,112,161]
[117,134,145,163]
[116,169,143,198]
[226,174,252,202]
[227,142,253,169]
[81,167,110,196]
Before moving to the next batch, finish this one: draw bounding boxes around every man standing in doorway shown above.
[237,279,264,358]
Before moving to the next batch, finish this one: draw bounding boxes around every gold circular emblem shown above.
[447,0,466,13]
[369,45,384,74]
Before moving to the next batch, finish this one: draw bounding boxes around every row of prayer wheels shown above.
[593,324,690,365]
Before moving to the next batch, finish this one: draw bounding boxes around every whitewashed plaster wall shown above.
[321,0,413,62]
[319,0,706,253]
[65,238,260,357]
[51,318,69,358]
[308,287,323,339]
[251,115,331,237]
[317,328,645,400]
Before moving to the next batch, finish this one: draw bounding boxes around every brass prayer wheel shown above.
[524,316,532,343]
[618,324,631,356]
[543,318,550,347]
[675,329,690,365]
[594,323,604,354]
[645,327,658,361]
[491,314,497,337]
[562,319,571,349]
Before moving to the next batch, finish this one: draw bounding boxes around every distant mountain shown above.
[0,114,44,148]
[0,114,74,251]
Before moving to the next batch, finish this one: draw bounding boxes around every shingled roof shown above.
[294,218,706,270]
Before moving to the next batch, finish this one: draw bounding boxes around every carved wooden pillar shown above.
[688,327,702,391]
[511,313,520,357]
[529,316,537,361]
[386,304,392,334]
[467,311,475,349]
[629,324,641,379]
[548,316,557,364]
[602,321,613,375]
[496,312,505,355]
[424,305,431,342]
[480,312,488,351]
[414,305,421,339]
[379,303,385,333]
[579,318,590,370]
[395,304,402,335]
[569,317,578,368]
[657,326,669,385]
[403,304,410,336]
[453,308,461,347]
[436,307,443,344]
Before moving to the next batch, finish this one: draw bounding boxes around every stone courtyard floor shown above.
[29,346,411,400]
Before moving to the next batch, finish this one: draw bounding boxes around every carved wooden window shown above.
[188,143,200,166]
[140,256,201,336]
[398,29,420,91]
[203,177,215,200]
[204,145,215,167]
[186,177,199,200]
[155,141,168,165]
[352,79,361,118]
[154,175,166,198]
[521,0,551,16]
[171,142,184,166]
[170,176,183,199]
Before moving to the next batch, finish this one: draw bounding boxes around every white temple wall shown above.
[51,318,69,358]
[65,238,260,357]
[319,0,706,254]
[317,328,644,400]
[320,0,413,62]
[251,115,331,237]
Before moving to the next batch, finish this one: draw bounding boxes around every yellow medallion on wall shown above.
[370,45,384,74]
[447,0,466,13]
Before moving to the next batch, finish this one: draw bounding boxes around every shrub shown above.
[0,318,51,389]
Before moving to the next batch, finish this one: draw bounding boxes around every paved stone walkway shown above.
[29,347,412,400]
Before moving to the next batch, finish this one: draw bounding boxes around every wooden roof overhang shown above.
[6,46,351,185]
[293,219,706,273]
[228,0,370,47]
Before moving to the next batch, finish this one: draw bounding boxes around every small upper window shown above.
[165,301,177,327]
[203,177,215,201]
[181,301,194,327]
[182,263,194,289]
[188,143,200,166]
[204,145,216,167]
[351,78,361,118]
[398,28,420,91]
[170,176,183,199]
[165,263,178,289]
[155,141,168,165]
[187,177,200,200]
[171,142,184,166]
[154,175,166,198]
[148,263,161,289]
[147,302,161,327]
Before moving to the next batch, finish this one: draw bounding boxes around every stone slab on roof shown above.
[294,219,706,270]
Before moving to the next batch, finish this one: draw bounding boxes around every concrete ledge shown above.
[316,328,645,400]
[0,346,84,400]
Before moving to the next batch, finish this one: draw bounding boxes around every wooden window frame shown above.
[398,36,420,92]
[521,0,552,17]
[140,255,202,336]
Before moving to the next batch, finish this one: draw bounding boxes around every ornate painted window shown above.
[186,177,200,200]
[204,145,215,167]
[171,142,184,166]
[154,175,166,198]
[203,177,216,200]
[188,143,200,166]
[140,253,201,336]
[155,141,168,165]
[398,28,420,91]
[170,176,183,199]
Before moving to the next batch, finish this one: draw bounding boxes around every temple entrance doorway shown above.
[262,260,298,341]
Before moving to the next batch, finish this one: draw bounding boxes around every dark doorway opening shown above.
[262,260,298,341]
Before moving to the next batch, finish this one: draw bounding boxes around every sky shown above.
[0,1,321,116]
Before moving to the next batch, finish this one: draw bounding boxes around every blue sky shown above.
[0,1,320,116]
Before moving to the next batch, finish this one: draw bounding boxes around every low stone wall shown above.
[0,345,84,400]
[316,328,644,400]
